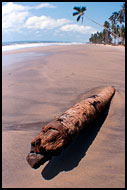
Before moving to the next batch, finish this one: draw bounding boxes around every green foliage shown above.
[89,3,125,45]
[73,6,87,23]
[89,30,112,44]
[72,3,125,45]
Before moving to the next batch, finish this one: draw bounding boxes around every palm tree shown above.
[89,33,97,44]
[94,33,98,44]
[89,30,112,44]
[122,3,125,15]
[100,32,105,44]
[109,15,115,44]
[96,32,102,44]
[121,25,125,45]
[103,21,110,44]
[111,12,119,27]
[109,15,114,26]
[73,6,86,22]
[116,24,120,44]
[73,6,120,41]
[89,34,93,43]
[109,12,119,44]
[117,9,125,44]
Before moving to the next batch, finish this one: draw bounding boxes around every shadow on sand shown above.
[41,103,111,180]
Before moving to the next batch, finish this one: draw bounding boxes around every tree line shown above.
[73,3,125,45]
[89,3,125,45]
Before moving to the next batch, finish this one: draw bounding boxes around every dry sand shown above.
[2,44,125,188]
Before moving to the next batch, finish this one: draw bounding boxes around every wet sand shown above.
[2,44,125,188]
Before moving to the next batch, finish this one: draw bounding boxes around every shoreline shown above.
[2,43,85,55]
[2,43,125,56]
[2,44,125,188]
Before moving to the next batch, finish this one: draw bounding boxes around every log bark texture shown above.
[26,86,115,169]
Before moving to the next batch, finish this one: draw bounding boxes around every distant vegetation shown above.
[73,3,125,45]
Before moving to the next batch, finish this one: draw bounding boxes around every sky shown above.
[2,2,124,43]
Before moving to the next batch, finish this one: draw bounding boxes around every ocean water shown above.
[2,41,84,52]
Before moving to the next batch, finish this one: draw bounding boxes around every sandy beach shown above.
[2,44,125,188]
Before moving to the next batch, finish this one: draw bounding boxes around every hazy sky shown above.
[2,2,124,43]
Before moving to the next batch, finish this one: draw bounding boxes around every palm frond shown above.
[108,15,114,23]
[73,6,81,12]
[73,11,79,16]
[77,15,81,22]
[81,6,86,12]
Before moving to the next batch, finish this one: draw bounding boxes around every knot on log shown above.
[31,120,69,153]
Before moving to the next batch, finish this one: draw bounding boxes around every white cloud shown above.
[60,24,97,34]
[2,2,56,32]
[2,11,29,32]
[2,3,29,32]
[25,16,70,30]
[2,2,26,15]
[34,3,56,9]
[2,2,96,40]
[2,2,56,15]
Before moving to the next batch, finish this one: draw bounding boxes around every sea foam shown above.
[2,42,84,52]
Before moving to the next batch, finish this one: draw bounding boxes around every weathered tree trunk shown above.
[26,86,115,169]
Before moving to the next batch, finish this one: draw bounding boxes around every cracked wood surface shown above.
[26,86,115,169]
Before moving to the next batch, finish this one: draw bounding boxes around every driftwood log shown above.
[26,86,115,169]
